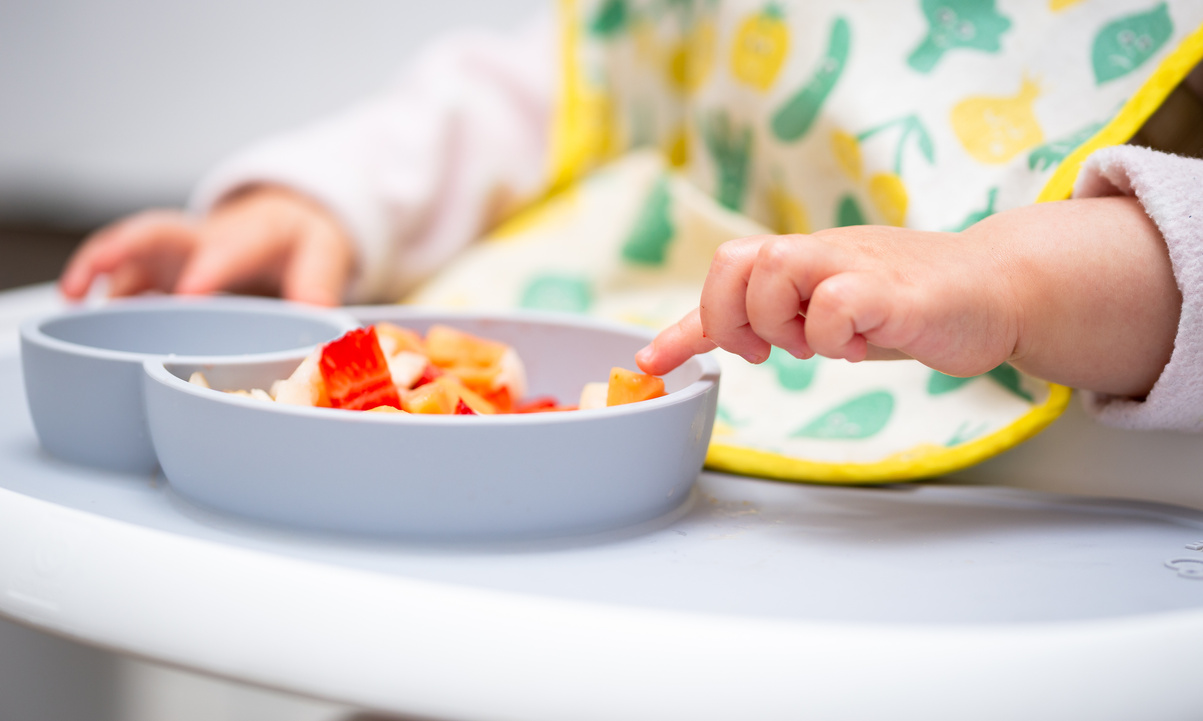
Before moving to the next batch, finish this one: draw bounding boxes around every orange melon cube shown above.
[374,322,426,356]
[425,325,507,369]
[443,363,502,393]
[606,367,666,406]
[401,380,455,415]
[402,376,497,415]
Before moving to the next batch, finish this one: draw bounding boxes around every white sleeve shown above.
[1073,145,1203,432]
[189,14,557,303]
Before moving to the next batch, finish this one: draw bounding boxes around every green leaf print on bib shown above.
[836,194,868,227]
[1028,119,1108,171]
[907,0,1012,74]
[519,274,594,313]
[927,364,1033,402]
[792,390,895,440]
[589,0,630,38]
[621,175,675,265]
[944,187,998,232]
[770,16,850,142]
[946,420,991,446]
[1091,3,1173,84]
[767,346,820,391]
[716,403,749,428]
[701,111,753,210]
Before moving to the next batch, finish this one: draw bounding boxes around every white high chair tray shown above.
[0,289,1201,721]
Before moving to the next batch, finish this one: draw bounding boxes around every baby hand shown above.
[636,198,1180,399]
[636,225,1019,379]
[59,185,356,306]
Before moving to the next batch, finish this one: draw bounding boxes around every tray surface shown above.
[2,353,1201,624]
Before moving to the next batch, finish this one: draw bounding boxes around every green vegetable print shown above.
[907,0,1012,74]
[771,16,851,142]
[1092,3,1173,84]
[621,175,675,265]
[926,364,1033,402]
[944,187,997,232]
[792,390,895,440]
[945,420,990,446]
[1028,120,1108,171]
[836,194,867,227]
[701,111,752,210]
[589,0,629,37]
[716,403,748,427]
[855,114,936,175]
[766,346,820,391]
[519,274,594,313]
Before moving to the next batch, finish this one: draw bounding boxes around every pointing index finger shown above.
[635,308,717,375]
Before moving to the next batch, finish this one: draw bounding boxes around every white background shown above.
[0,0,542,227]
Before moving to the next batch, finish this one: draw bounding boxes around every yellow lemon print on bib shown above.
[669,16,718,94]
[951,76,1044,164]
[868,173,908,227]
[731,4,791,92]
[830,129,864,182]
[767,178,811,234]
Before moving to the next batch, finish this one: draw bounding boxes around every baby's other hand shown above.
[59,185,355,306]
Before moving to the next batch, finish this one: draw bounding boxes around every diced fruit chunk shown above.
[402,376,495,415]
[606,367,666,406]
[387,351,429,391]
[425,325,507,368]
[319,327,401,411]
[578,381,608,410]
[514,396,559,413]
[273,348,331,407]
[374,322,426,356]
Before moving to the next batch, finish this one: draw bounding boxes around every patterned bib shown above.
[407,0,1203,482]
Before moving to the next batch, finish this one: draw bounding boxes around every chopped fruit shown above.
[482,386,514,414]
[515,396,559,413]
[443,362,502,391]
[403,376,495,415]
[319,327,401,411]
[425,325,508,368]
[273,348,331,407]
[229,323,669,416]
[578,381,609,410]
[606,367,666,406]
[387,351,429,391]
[516,400,577,413]
[189,371,211,389]
[493,347,528,400]
[412,363,445,388]
[374,322,426,356]
[402,379,456,414]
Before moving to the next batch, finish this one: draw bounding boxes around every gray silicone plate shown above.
[142,307,721,539]
[20,296,356,473]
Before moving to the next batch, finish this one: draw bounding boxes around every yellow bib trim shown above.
[1038,20,1203,203]
[705,383,1072,483]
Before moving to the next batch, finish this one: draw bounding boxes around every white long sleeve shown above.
[190,15,557,303]
[1073,145,1203,432]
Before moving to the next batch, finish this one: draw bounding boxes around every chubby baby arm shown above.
[59,185,356,306]
[638,195,1179,399]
